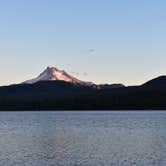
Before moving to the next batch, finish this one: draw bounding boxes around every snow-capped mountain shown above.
[23,66,93,86]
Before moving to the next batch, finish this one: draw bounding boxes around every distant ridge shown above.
[143,76,166,87]
[22,66,125,89]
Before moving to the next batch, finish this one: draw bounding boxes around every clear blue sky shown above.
[0,0,166,85]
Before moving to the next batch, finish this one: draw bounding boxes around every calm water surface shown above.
[0,111,166,166]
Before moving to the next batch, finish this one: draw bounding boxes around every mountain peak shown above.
[44,66,58,73]
[23,66,93,86]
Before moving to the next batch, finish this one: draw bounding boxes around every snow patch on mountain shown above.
[23,66,93,86]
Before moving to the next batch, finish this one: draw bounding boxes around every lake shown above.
[0,111,165,166]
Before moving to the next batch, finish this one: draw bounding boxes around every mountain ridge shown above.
[143,75,166,87]
[0,67,166,110]
[23,66,94,86]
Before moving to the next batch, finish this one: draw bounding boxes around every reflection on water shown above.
[0,111,165,166]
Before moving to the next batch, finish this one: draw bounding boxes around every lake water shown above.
[0,111,166,166]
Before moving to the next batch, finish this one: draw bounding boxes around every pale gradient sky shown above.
[0,0,166,86]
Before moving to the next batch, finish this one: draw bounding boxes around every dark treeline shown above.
[0,78,166,110]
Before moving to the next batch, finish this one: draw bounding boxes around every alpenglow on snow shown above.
[23,66,93,86]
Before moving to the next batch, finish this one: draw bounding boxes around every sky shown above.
[0,0,166,86]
